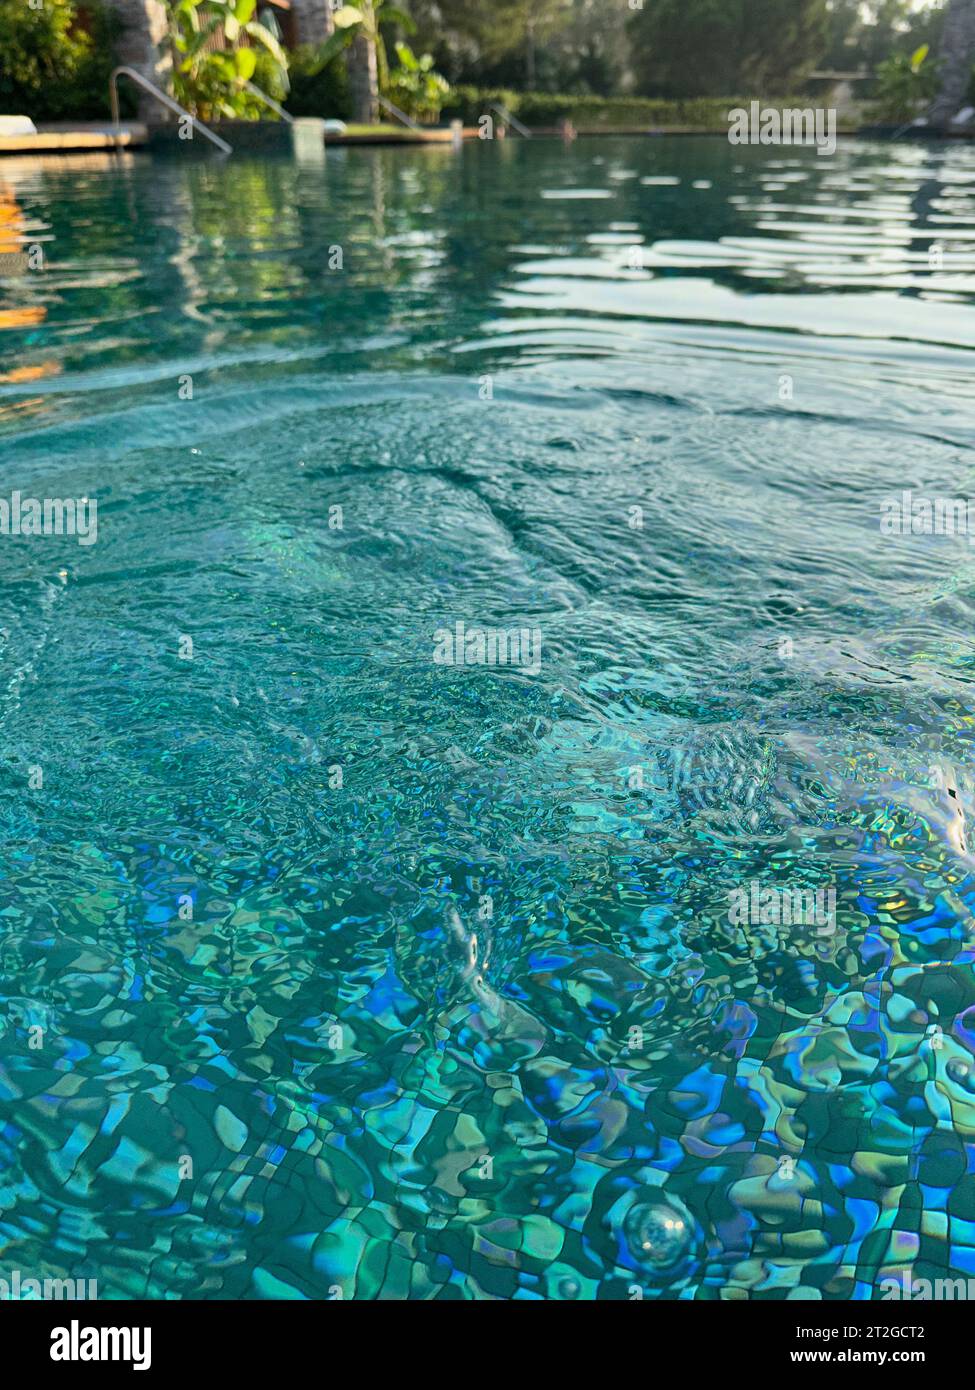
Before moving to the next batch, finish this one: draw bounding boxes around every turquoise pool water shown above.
[2,135,975,1300]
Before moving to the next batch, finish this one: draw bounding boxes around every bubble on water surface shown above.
[622,1192,695,1271]
[599,1185,701,1284]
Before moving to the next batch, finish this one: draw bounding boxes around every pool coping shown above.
[0,124,147,155]
[2,121,971,158]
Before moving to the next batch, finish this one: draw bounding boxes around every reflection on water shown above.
[1,137,975,1299]
[0,176,56,415]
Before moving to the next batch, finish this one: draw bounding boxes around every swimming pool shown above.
[1,134,975,1300]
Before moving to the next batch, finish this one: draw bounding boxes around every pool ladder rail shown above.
[490,103,532,138]
[110,68,296,156]
[377,95,423,132]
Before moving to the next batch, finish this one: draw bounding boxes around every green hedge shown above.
[440,88,810,129]
[0,0,127,122]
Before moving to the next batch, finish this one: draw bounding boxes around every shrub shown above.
[0,0,125,122]
[385,43,449,123]
[285,45,351,119]
[439,89,800,130]
[867,46,939,125]
[168,0,290,121]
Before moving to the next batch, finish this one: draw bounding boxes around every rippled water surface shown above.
[2,135,975,1299]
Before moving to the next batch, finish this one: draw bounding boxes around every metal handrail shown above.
[109,66,233,155]
[490,102,531,138]
[243,80,294,124]
[377,95,422,132]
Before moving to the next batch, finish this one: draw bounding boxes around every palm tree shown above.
[929,0,975,127]
[314,1,415,124]
[348,28,379,123]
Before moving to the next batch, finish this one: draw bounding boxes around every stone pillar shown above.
[104,0,173,122]
[289,0,334,46]
[929,0,975,129]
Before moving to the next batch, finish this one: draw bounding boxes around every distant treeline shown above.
[407,0,948,97]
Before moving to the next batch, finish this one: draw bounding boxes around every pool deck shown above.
[0,123,147,155]
[0,123,472,155]
[0,122,862,156]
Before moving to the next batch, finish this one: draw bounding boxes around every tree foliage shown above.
[627,0,830,98]
[0,0,961,126]
[869,43,938,123]
[386,42,450,121]
[0,0,123,121]
[406,0,950,98]
[312,1,416,92]
[168,0,291,120]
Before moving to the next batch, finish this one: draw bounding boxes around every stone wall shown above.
[105,0,172,122]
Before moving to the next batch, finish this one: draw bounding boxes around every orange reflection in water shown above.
[0,178,58,417]
[0,180,22,252]
[0,361,54,382]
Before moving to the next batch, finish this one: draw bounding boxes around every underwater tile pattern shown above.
[1,137,975,1297]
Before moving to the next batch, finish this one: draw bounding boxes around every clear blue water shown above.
[2,135,975,1299]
